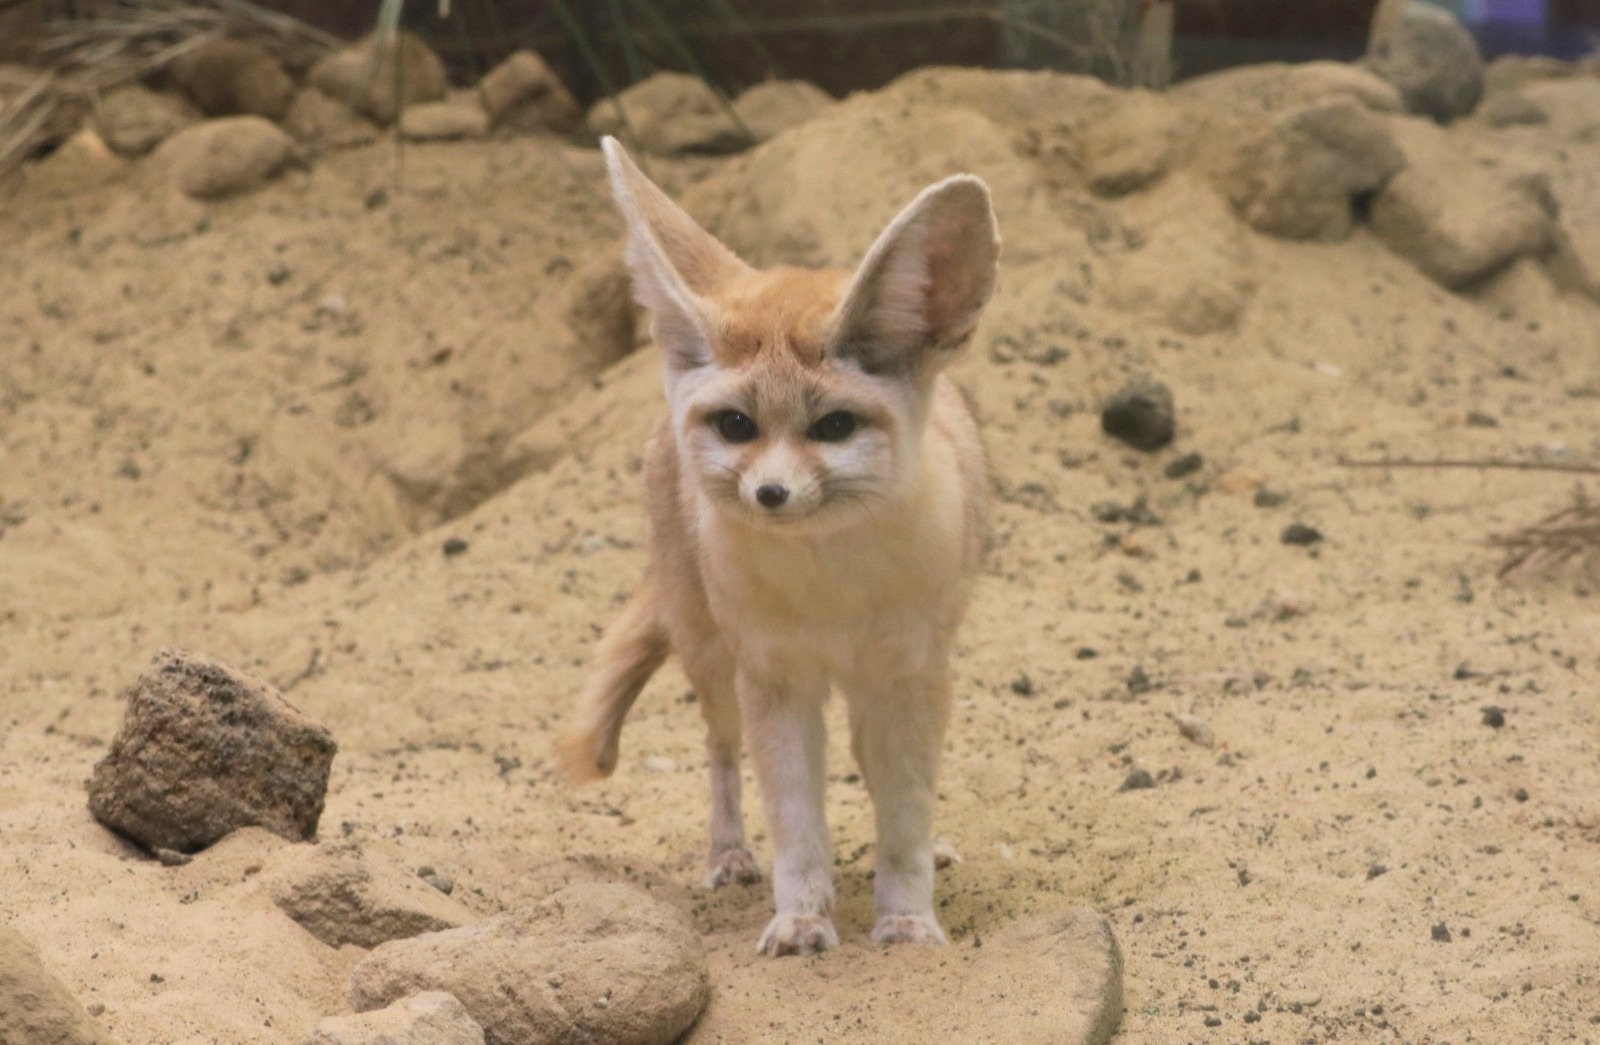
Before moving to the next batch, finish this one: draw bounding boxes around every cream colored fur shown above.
[558,137,999,955]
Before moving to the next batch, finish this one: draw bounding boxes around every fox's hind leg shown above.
[681,636,761,889]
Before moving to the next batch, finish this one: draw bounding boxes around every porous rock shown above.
[87,647,337,852]
[1369,116,1555,289]
[153,116,298,199]
[347,883,709,1045]
[731,79,832,142]
[267,841,476,949]
[585,71,750,155]
[168,38,296,120]
[1101,379,1176,451]
[1216,97,1403,240]
[477,49,581,134]
[282,87,380,149]
[956,908,1124,1043]
[94,84,198,157]
[309,32,448,126]
[1362,1,1484,122]
[0,924,117,1045]
[304,991,485,1045]
[399,96,489,141]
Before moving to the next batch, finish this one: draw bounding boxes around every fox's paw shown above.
[932,839,962,870]
[871,913,947,946]
[704,846,762,889]
[756,912,839,957]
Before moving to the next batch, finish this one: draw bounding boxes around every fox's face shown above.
[601,138,999,534]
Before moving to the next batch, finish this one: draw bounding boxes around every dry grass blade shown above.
[1491,496,1600,579]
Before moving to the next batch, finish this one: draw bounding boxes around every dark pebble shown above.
[1465,410,1499,428]
[1481,706,1506,728]
[1010,674,1035,697]
[1514,787,1529,802]
[442,537,469,557]
[1281,523,1323,546]
[1121,768,1156,791]
[1366,864,1388,880]
[1164,452,1203,479]
[1101,379,1175,452]
[1126,664,1153,694]
[1253,488,1286,509]
[1244,1012,1260,1024]
[1204,1016,1222,1027]
[365,187,389,209]
[1075,647,1098,660]
[1431,922,1452,942]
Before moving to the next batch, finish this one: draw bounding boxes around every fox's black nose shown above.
[755,484,789,509]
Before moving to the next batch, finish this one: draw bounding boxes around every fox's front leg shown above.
[846,661,954,945]
[740,666,837,956]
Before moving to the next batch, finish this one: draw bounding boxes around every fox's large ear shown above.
[832,175,1000,374]
[601,137,750,371]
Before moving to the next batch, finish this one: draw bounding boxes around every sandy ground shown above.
[2,64,1599,1043]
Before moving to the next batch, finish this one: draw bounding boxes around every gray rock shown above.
[731,79,832,143]
[347,883,709,1045]
[1369,117,1556,289]
[168,38,296,120]
[1476,91,1548,128]
[585,72,751,155]
[399,97,489,141]
[1218,97,1403,241]
[1362,1,1484,122]
[87,648,337,852]
[305,991,485,1045]
[477,49,581,135]
[267,842,476,949]
[153,116,299,199]
[94,84,199,157]
[1101,380,1175,452]
[309,32,448,126]
[282,87,380,150]
[0,924,117,1045]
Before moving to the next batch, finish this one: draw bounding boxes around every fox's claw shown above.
[756,912,839,957]
[704,846,762,889]
[871,913,947,946]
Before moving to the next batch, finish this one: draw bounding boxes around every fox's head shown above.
[602,137,1000,534]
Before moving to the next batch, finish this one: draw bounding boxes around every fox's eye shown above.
[809,411,858,442]
[714,411,758,443]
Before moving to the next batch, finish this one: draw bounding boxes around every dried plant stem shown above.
[1339,456,1600,477]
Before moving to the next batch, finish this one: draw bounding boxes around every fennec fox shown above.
[559,137,998,956]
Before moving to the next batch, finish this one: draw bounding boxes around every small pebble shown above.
[1481,706,1505,728]
[1075,647,1099,660]
[422,873,454,896]
[1164,451,1203,479]
[1367,864,1389,880]
[1204,1015,1222,1027]
[1101,379,1175,452]
[1281,522,1323,546]
[442,537,469,557]
[1253,488,1287,509]
[1121,768,1156,791]
[1126,665,1153,694]
[1010,674,1035,697]
[364,187,389,209]
[1514,787,1529,802]
[153,847,192,867]
[1431,922,1452,942]
[1465,410,1499,428]
[1174,713,1215,748]
[86,1002,106,1017]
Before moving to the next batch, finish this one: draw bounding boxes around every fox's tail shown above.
[557,575,670,782]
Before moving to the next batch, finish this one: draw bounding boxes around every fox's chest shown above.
[697,496,970,671]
